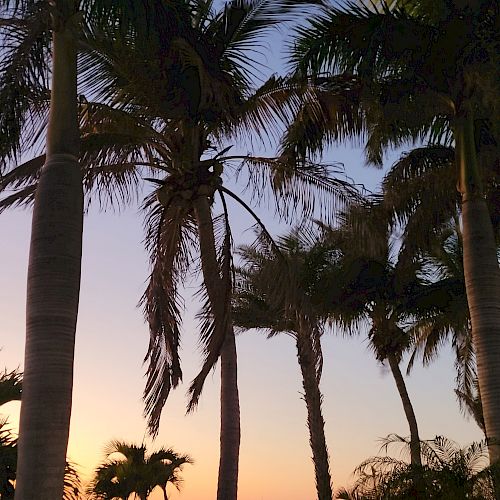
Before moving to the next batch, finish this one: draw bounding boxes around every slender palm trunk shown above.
[15,5,82,499]
[455,110,500,479]
[387,353,422,467]
[296,332,333,500]
[218,328,240,500]
[193,196,240,500]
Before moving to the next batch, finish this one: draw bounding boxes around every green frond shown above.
[0,153,43,191]
[455,379,486,437]
[225,74,315,146]
[345,434,494,499]
[382,145,458,254]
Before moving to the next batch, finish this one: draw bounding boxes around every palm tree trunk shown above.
[218,329,240,500]
[296,333,333,500]
[15,4,82,499]
[161,485,169,500]
[455,109,500,479]
[193,196,240,500]
[387,353,422,467]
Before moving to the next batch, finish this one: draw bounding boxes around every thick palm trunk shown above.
[15,6,82,499]
[456,111,500,472]
[387,353,422,467]
[296,333,333,500]
[193,197,240,500]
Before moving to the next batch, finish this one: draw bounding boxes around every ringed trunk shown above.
[296,330,333,500]
[387,353,422,467]
[193,197,240,500]
[15,6,83,500]
[455,110,500,469]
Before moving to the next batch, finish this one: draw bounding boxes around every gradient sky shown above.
[0,152,483,499]
[0,5,484,499]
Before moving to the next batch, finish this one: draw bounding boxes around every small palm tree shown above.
[0,370,22,408]
[338,435,495,500]
[87,441,192,500]
[234,230,335,500]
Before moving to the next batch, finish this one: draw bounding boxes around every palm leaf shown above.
[0,1,51,170]
[187,210,233,411]
[141,194,197,435]
[291,1,435,78]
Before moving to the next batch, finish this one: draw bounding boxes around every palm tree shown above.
[381,156,492,437]
[0,1,190,497]
[234,230,335,500]
[87,440,192,500]
[321,203,425,469]
[287,0,500,465]
[1,2,84,496]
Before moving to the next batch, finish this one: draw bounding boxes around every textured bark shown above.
[387,353,422,467]
[15,11,82,500]
[296,332,333,500]
[193,197,240,500]
[456,113,500,469]
[218,328,241,500]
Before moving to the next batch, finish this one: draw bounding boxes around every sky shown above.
[0,150,483,500]
[0,3,485,500]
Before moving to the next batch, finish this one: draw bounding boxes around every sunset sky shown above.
[0,152,482,499]
[0,7,484,500]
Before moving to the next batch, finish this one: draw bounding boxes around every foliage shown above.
[0,368,81,499]
[337,435,495,500]
[87,440,192,500]
[0,0,357,436]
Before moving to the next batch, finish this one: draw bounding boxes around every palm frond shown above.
[279,74,365,162]
[238,154,360,224]
[0,368,22,406]
[290,1,435,78]
[0,1,51,170]
[141,195,197,435]
[63,462,82,500]
[208,0,323,86]
[188,209,233,411]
